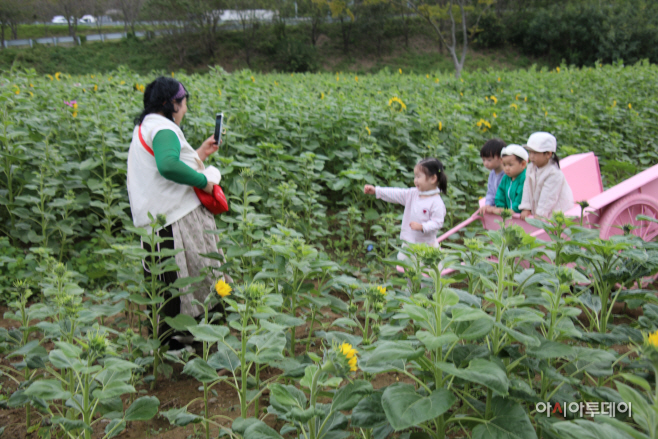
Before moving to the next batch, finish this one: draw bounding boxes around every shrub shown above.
[473,13,506,49]
[508,2,658,66]
[274,37,319,73]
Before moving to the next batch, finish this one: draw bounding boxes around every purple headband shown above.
[172,82,186,100]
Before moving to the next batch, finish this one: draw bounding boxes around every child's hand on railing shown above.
[364,184,376,195]
[520,210,532,220]
[478,205,503,216]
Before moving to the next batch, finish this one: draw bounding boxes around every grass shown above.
[0,37,169,75]
[330,45,541,76]
[13,24,167,40]
[15,24,127,39]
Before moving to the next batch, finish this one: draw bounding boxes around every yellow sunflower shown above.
[647,330,658,348]
[339,342,358,372]
[215,280,232,298]
[388,96,407,112]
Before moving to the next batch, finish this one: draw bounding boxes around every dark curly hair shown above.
[134,76,189,126]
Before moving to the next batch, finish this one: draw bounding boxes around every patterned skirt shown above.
[142,205,230,319]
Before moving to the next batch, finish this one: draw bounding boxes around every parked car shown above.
[51,16,68,24]
[79,15,97,24]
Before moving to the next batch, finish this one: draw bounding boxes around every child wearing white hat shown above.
[518,132,574,220]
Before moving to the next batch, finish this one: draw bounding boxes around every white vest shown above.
[127,114,201,228]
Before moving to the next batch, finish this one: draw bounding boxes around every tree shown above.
[186,0,225,58]
[398,0,494,78]
[300,0,329,46]
[316,0,355,54]
[114,0,145,34]
[53,0,88,38]
[89,0,109,34]
[359,0,393,58]
[143,0,192,66]
[229,0,269,68]
[0,0,31,43]
[32,0,58,38]
[390,0,413,49]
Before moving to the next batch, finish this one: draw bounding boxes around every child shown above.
[519,132,574,220]
[484,144,528,214]
[364,158,447,260]
[478,139,506,215]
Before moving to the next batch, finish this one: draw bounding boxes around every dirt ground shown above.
[0,302,405,439]
[0,289,648,438]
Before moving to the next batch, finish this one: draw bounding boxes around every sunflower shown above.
[647,330,658,348]
[339,342,358,372]
[476,119,492,131]
[388,96,407,112]
[215,279,232,298]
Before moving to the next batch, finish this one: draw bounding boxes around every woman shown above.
[127,76,228,348]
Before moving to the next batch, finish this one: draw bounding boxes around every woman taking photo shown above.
[127,76,228,350]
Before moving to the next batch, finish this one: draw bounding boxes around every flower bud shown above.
[54,263,68,278]
[156,214,167,227]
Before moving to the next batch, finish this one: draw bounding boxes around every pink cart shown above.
[437,152,658,243]
[396,152,658,275]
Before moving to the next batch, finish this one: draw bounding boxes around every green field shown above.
[1,64,658,438]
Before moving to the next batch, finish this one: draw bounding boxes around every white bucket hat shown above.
[524,132,556,152]
[501,144,529,161]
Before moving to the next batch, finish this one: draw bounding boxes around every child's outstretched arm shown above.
[365,185,413,206]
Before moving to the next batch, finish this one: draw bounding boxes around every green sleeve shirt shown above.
[152,129,207,189]
[494,168,527,213]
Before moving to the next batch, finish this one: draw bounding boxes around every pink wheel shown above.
[598,193,658,241]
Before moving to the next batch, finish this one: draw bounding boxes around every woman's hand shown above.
[197,135,221,161]
[364,184,376,195]
[202,181,215,195]
[409,221,423,231]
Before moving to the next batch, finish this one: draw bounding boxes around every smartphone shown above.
[214,112,223,144]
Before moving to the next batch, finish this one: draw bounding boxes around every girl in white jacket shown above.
[519,132,574,220]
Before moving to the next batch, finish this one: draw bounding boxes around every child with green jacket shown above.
[483,144,528,214]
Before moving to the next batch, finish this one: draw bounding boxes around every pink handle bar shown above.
[436,212,482,243]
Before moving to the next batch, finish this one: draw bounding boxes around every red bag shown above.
[194,185,228,215]
[138,125,229,215]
